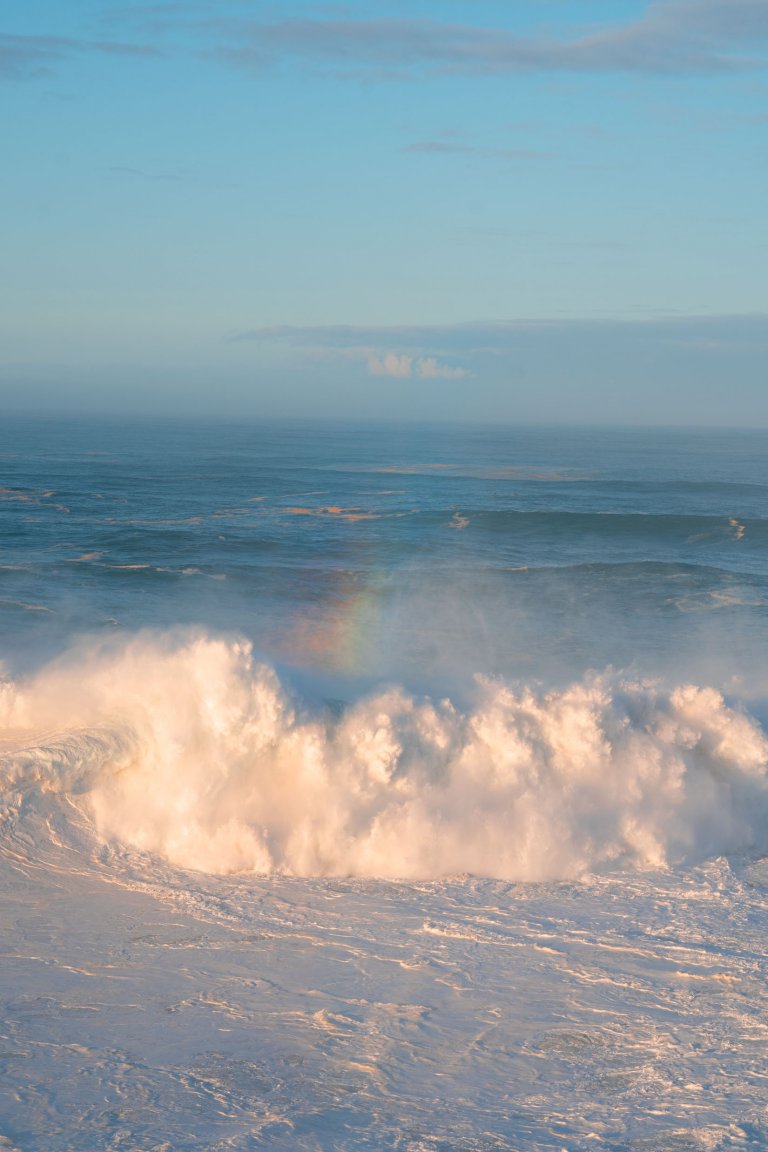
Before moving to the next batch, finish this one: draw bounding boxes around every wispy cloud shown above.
[206,1,768,78]
[231,315,768,355]
[405,141,551,162]
[368,352,469,380]
[229,322,509,348]
[103,163,239,191]
[0,33,160,80]
[105,164,185,183]
[416,357,469,381]
[229,321,501,356]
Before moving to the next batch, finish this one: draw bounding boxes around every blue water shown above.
[3,417,767,696]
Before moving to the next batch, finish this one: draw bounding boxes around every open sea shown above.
[2,417,768,1150]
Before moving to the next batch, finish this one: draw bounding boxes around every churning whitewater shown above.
[3,419,768,1152]
[3,634,768,880]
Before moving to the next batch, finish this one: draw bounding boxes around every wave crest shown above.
[2,634,767,880]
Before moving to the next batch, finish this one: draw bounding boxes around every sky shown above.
[2,0,767,424]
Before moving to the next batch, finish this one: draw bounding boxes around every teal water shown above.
[2,417,767,695]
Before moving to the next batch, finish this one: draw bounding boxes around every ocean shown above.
[1,416,767,1150]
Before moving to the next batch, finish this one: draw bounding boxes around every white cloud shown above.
[367,351,469,381]
[367,351,413,378]
[417,356,469,380]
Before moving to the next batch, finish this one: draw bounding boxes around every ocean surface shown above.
[2,417,768,1150]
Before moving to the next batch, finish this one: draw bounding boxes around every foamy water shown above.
[3,419,768,1150]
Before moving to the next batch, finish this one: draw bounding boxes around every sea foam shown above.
[1,634,767,880]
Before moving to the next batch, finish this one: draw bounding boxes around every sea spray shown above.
[1,633,767,880]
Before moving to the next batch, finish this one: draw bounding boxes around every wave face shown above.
[2,634,767,880]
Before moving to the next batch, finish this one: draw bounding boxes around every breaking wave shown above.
[2,634,768,880]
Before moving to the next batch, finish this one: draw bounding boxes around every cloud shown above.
[105,165,185,183]
[367,352,469,381]
[0,33,160,80]
[229,321,520,351]
[404,141,551,162]
[367,352,413,379]
[416,357,469,380]
[207,1,768,78]
[228,326,473,379]
[230,315,768,360]
[5,313,768,422]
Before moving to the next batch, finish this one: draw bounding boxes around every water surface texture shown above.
[2,419,767,1150]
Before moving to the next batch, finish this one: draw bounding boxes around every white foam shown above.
[1,634,767,879]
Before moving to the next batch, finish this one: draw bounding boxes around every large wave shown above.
[1,634,767,880]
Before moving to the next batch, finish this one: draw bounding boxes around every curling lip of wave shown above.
[2,634,768,881]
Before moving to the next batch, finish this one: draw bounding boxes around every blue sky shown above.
[2,1,767,422]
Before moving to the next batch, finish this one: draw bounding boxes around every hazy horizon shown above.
[3,0,767,424]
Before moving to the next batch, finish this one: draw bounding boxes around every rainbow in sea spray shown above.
[276,503,395,676]
[283,566,383,676]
